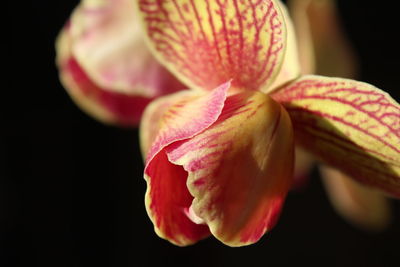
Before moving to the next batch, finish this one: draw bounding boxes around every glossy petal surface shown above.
[69,0,184,96]
[167,91,294,246]
[138,0,286,91]
[143,83,230,246]
[273,75,400,197]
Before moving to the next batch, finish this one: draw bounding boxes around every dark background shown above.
[5,0,400,266]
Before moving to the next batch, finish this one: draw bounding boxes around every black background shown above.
[5,1,400,266]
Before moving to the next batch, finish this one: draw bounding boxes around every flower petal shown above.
[293,147,314,190]
[138,0,286,91]
[320,166,392,231]
[272,75,400,197]
[69,0,184,96]
[289,0,357,77]
[56,25,152,126]
[268,1,301,92]
[166,91,294,246]
[143,82,230,246]
[140,90,194,157]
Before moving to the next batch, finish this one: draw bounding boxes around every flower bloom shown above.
[137,0,400,247]
[56,0,185,126]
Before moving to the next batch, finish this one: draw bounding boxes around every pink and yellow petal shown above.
[68,0,184,96]
[320,166,392,231]
[268,1,301,92]
[145,81,230,164]
[166,91,294,246]
[56,25,152,126]
[138,0,286,91]
[272,75,400,197]
[143,83,230,245]
[140,90,194,157]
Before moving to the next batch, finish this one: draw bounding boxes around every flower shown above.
[55,0,186,126]
[137,0,400,247]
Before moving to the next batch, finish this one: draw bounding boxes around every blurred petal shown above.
[69,0,184,96]
[269,1,301,92]
[167,91,294,246]
[56,25,151,126]
[320,166,392,231]
[293,147,314,190]
[272,75,400,197]
[287,0,315,74]
[143,82,230,246]
[138,0,286,91]
[289,0,357,77]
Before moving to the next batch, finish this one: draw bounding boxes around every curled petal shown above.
[167,91,293,246]
[143,82,229,246]
[272,75,400,197]
[144,84,294,246]
[67,0,184,96]
[138,0,286,91]
[320,166,392,231]
[56,26,151,126]
[140,90,194,157]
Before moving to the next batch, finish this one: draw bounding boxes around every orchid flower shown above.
[289,0,392,231]
[56,0,185,126]
[136,0,400,247]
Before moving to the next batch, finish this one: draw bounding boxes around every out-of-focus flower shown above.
[289,0,392,231]
[56,0,185,126]
[136,0,400,247]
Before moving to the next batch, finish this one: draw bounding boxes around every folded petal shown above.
[167,91,294,246]
[138,0,286,91]
[143,82,230,246]
[140,90,194,157]
[320,166,392,231]
[272,75,400,197]
[68,0,184,96]
[56,25,152,126]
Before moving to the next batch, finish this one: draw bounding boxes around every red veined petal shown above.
[56,26,152,126]
[145,81,230,164]
[320,166,392,231]
[166,91,294,246]
[268,1,301,92]
[67,0,184,96]
[140,90,194,157]
[138,0,286,91]
[143,82,230,246]
[272,75,400,197]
